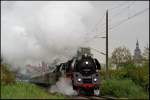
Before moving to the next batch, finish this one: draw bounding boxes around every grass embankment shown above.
[1,82,65,99]
[1,64,65,99]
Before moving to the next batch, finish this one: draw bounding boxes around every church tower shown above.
[133,40,142,64]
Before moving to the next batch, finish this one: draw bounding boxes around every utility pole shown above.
[106,9,109,79]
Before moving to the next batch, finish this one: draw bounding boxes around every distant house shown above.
[133,40,142,65]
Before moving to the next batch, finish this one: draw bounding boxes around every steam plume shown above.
[1,1,95,73]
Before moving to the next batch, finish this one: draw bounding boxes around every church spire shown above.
[134,40,142,64]
[136,40,139,49]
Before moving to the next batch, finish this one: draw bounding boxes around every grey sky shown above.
[1,1,149,65]
[85,1,149,63]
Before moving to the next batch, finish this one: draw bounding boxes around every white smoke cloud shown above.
[1,1,96,72]
[49,76,77,96]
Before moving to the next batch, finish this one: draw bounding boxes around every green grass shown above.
[100,79,149,99]
[1,64,65,99]
[1,82,65,99]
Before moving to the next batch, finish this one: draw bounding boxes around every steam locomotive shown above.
[59,47,101,96]
[30,47,101,96]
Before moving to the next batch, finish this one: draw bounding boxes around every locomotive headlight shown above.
[77,78,82,82]
[94,78,97,82]
[85,61,88,64]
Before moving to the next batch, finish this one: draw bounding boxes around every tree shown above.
[111,46,132,69]
[142,46,149,61]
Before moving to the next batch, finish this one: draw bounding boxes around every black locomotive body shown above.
[67,54,101,96]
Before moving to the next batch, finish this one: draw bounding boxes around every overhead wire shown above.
[93,7,149,40]
[87,1,130,35]
[84,2,148,43]
[96,3,148,34]
[110,1,135,18]
[93,1,132,35]
[90,13,106,33]
[96,1,134,33]
[108,1,130,11]
[109,7,149,31]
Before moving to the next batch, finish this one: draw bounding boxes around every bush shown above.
[127,63,149,92]
[109,69,128,79]
[100,79,149,99]
[108,62,149,92]
[124,62,149,92]
[100,70,105,80]
[1,64,15,85]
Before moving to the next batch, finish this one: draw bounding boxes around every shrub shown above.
[1,64,15,85]
[127,63,149,92]
[109,69,128,79]
[108,62,149,92]
[100,70,105,80]
[100,79,149,99]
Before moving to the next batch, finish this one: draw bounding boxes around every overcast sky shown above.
[1,1,149,65]
[87,1,149,63]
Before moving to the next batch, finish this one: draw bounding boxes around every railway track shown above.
[34,84,118,99]
[67,95,117,99]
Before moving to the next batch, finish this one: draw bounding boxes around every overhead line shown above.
[96,7,149,35]
[90,13,105,33]
[92,2,132,34]
[89,1,130,34]
[111,1,135,18]
[110,7,149,30]
[84,3,148,43]
[108,1,129,11]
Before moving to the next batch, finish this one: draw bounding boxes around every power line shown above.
[111,1,135,18]
[84,3,149,43]
[108,1,129,11]
[90,13,105,33]
[93,2,132,35]
[88,1,130,35]
[109,7,149,31]
[90,47,106,55]
[95,7,149,35]
[91,1,147,34]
